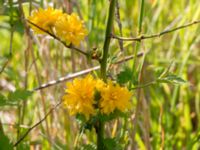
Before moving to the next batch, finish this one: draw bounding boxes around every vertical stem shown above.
[97,121,105,150]
[98,0,116,149]
[100,0,116,81]
[130,0,144,87]
[138,0,144,34]
[9,0,13,56]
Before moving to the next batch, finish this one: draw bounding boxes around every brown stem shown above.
[112,20,200,41]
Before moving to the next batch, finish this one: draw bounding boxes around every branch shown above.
[13,100,62,147]
[32,52,143,91]
[100,0,116,81]
[27,20,88,56]
[112,20,200,41]
[130,81,156,90]
[0,59,10,74]
[33,66,100,91]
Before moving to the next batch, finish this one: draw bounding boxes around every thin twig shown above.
[33,66,100,91]
[27,20,88,56]
[130,81,156,90]
[0,59,10,74]
[112,20,200,41]
[9,0,14,55]
[13,100,63,147]
[32,52,143,91]
[9,26,14,55]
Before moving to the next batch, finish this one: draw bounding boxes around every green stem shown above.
[130,0,144,87]
[97,0,116,149]
[100,0,116,81]
[97,121,105,150]
[138,0,144,34]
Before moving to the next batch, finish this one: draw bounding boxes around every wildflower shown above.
[95,79,106,91]
[99,81,132,114]
[28,7,63,34]
[63,75,96,119]
[55,13,88,46]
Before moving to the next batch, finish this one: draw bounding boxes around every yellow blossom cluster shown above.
[63,75,96,119]
[28,7,87,46]
[62,75,132,119]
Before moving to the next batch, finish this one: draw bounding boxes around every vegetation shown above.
[0,0,200,149]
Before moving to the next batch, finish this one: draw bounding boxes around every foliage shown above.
[116,67,132,85]
[0,129,13,150]
[0,90,32,106]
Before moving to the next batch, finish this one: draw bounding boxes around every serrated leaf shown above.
[8,89,33,102]
[117,67,132,84]
[158,74,186,85]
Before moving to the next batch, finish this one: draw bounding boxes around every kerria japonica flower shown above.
[62,75,96,120]
[28,7,88,46]
[62,75,132,120]
[55,13,88,46]
[28,7,63,34]
[99,80,132,115]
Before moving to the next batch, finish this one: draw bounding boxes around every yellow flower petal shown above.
[28,7,63,34]
[62,75,96,119]
[99,81,132,115]
[55,13,88,46]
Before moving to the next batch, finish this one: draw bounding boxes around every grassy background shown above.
[0,0,200,149]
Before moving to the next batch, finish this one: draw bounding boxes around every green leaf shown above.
[8,89,33,102]
[98,110,127,122]
[81,143,96,150]
[76,114,97,132]
[0,131,13,150]
[117,67,132,84]
[155,67,165,78]
[0,93,18,106]
[104,138,116,150]
[76,114,87,124]
[103,138,123,150]
[0,94,7,106]
[158,74,186,85]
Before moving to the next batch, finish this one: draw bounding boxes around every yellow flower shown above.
[95,79,106,91]
[99,81,132,114]
[55,13,88,46]
[28,7,63,34]
[63,75,96,119]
